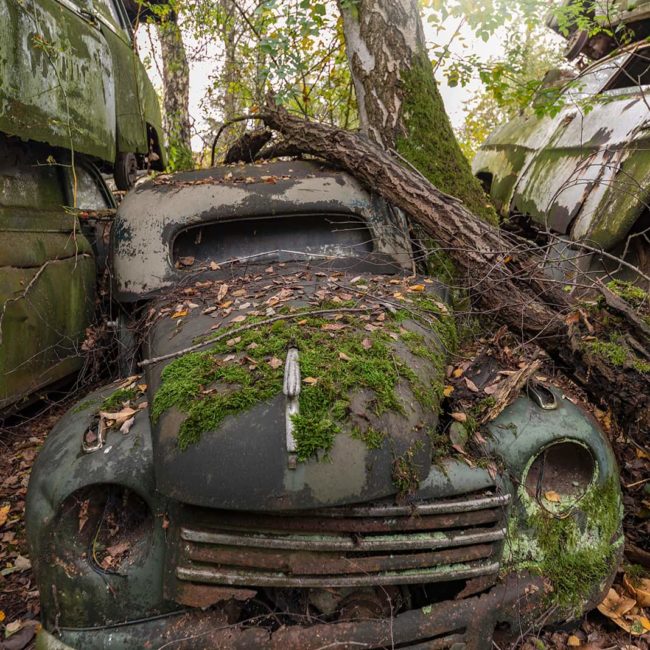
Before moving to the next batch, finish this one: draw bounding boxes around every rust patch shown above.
[174,582,256,609]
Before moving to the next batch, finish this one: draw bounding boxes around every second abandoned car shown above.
[27,160,623,649]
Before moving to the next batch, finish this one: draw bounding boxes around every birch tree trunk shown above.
[157,8,193,169]
[338,0,494,222]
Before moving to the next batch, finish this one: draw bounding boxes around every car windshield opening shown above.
[605,49,650,90]
[172,214,375,267]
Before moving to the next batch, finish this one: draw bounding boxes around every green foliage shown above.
[449,2,567,158]
[174,0,357,161]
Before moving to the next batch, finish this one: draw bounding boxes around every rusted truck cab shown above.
[26,161,623,649]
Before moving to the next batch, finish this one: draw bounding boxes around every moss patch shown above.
[152,301,457,459]
[507,477,623,611]
[392,442,423,497]
[606,280,648,309]
[585,337,650,374]
[100,387,138,412]
[398,51,497,225]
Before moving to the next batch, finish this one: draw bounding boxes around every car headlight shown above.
[523,441,597,515]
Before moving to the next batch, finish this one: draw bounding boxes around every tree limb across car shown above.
[257,101,650,437]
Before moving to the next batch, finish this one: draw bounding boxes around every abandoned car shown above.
[473,40,650,285]
[0,0,166,410]
[26,160,623,649]
[1,0,166,190]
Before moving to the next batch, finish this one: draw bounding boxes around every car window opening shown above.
[606,49,650,90]
[172,214,375,267]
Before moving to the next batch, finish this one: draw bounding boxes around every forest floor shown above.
[0,393,648,650]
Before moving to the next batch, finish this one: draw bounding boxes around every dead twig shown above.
[138,306,376,368]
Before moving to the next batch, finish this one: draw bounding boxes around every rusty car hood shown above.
[144,268,452,510]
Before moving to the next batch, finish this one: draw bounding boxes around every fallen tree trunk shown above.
[260,104,650,435]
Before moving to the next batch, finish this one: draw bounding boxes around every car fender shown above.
[25,384,172,629]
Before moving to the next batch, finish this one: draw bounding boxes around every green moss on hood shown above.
[152,300,457,460]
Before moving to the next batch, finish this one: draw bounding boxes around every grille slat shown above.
[181,527,506,553]
[177,561,501,588]
[185,541,496,574]
[171,491,510,594]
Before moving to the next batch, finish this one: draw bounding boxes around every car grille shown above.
[171,491,510,591]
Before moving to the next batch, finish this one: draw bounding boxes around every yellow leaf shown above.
[0,610,5,623]
[0,504,10,527]
[544,490,561,503]
[408,284,426,292]
[452,367,464,378]
[567,635,581,647]
[171,310,188,319]
[443,385,454,398]
[303,377,319,385]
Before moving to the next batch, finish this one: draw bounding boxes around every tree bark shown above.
[157,8,193,169]
[338,0,494,222]
[260,103,650,435]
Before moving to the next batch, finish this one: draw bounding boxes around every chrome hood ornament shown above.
[283,347,301,468]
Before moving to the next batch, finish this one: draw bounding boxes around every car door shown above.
[510,50,643,236]
[0,0,117,164]
[92,0,148,154]
[0,138,99,410]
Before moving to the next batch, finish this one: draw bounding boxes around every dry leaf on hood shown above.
[120,417,136,435]
[216,284,229,301]
[99,407,137,428]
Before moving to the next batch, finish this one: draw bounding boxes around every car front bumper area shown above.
[36,573,546,650]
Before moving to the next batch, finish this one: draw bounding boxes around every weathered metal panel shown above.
[472,114,559,216]
[112,161,414,299]
[0,137,96,408]
[0,255,95,408]
[25,387,173,630]
[0,0,164,166]
[0,0,117,162]
[95,5,147,154]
